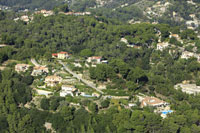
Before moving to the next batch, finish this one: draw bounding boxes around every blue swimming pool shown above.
[162,110,173,115]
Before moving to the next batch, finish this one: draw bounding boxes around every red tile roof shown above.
[58,52,68,54]
[91,56,102,59]
[52,53,58,56]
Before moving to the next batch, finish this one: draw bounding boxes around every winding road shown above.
[58,60,104,94]
[31,58,40,66]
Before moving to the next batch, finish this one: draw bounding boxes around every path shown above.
[58,60,103,94]
[31,58,40,66]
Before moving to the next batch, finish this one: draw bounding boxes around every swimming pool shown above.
[161,110,173,115]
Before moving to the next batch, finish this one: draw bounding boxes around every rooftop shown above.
[58,51,68,54]
[141,96,167,107]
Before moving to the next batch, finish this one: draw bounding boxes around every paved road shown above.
[58,60,103,94]
[31,58,40,66]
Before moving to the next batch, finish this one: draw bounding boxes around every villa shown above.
[174,83,200,95]
[35,10,54,17]
[87,56,102,64]
[157,42,170,51]
[45,75,62,87]
[181,51,200,61]
[15,64,31,73]
[60,85,77,97]
[31,66,49,76]
[140,96,169,108]
[52,52,70,59]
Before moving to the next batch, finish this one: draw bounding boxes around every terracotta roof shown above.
[45,75,62,81]
[58,52,68,54]
[141,96,167,107]
[91,56,102,59]
[52,53,58,56]
[34,66,48,70]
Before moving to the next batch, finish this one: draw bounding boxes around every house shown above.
[181,51,195,59]
[174,83,200,94]
[52,52,70,59]
[73,63,82,67]
[140,96,169,108]
[180,51,200,61]
[35,10,54,17]
[31,66,49,76]
[15,64,30,73]
[169,33,183,43]
[57,52,69,59]
[20,15,29,22]
[52,53,58,58]
[120,38,128,44]
[157,42,170,51]
[87,56,102,64]
[45,75,62,87]
[169,34,179,39]
[128,103,136,107]
[60,85,77,97]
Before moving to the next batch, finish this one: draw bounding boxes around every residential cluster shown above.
[13,48,178,119]
[60,11,91,16]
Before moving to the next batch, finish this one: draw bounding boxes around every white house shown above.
[181,51,195,59]
[87,56,102,64]
[120,38,128,44]
[45,75,62,87]
[157,42,170,51]
[15,64,30,73]
[181,51,200,62]
[60,85,77,97]
[57,52,70,59]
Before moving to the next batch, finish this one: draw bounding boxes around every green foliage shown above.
[100,99,110,108]
[54,3,69,13]
[89,64,115,81]
[0,0,65,10]
[181,29,197,40]
[88,102,98,113]
[0,52,8,63]
[80,49,93,57]
[40,98,50,110]
[0,7,200,133]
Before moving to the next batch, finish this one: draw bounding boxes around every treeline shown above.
[0,0,65,10]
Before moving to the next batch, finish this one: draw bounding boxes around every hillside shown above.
[1,0,200,29]
[1,1,200,133]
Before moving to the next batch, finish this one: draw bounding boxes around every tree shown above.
[59,4,69,12]
[88,102,98,113]
[22,76,34,85]
[40,98,50,110]
[80,49,93,57]
[0,53,8,63]
[101,99,110,108]
[0,115,8,132]
[127,67,148,84]
[59,106,74,121]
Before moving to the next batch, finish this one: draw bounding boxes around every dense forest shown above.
[0,0,65,10]
[1,3,200,132]
[1,0,200,27]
